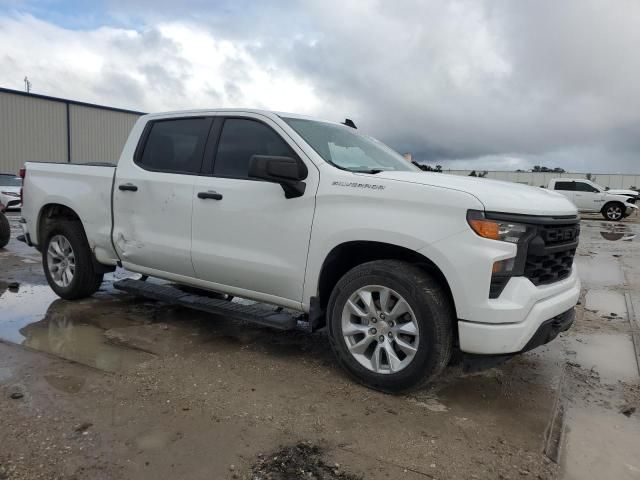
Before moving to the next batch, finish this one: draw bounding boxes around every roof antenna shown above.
[342,118,357,129]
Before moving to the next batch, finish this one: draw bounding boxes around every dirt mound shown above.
[251,442,360,480]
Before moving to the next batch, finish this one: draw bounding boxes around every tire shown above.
[327,260,453,393]
[42,220,103,300]
[0,213,9,249]
[602,202,625,221]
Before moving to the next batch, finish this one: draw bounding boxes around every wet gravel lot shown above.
[1,211,639,480]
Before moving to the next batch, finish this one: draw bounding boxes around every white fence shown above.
[443,170,640,190]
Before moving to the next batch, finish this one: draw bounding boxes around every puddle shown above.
[584,289,627,318]
[44,374,86,393]
[595,223,636,242]
[0,283,155,372]
[565,333,639,383]
[20,314,155,372]
[574,255,625,288]
[563,406,640,480]
[0,284,59,343]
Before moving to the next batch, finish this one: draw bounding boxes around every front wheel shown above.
[42,221,103,300]
[327,260,453,393]
[602,202,625,221]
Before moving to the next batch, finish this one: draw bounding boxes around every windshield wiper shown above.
[351,168,384,174]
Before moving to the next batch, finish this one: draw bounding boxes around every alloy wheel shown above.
[341,285,420,374]
[606,205,623,221]
[47,234,76,288]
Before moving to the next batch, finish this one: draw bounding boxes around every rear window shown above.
[554,181,574,191]
[138,118,211,174]
[0,176,21,187]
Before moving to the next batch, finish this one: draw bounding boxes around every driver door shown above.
[573,181,602,211]
[190,114,319,307]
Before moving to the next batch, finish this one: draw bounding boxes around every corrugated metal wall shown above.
[69,105,139,163]
[0,92,68,173]
[443,170,640,190]
[0,89,142,174]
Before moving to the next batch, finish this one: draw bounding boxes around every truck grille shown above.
[484,212,581,297]
[524,248,576,285]
[523,222,579,286]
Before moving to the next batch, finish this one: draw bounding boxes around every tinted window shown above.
[213,118,296,178]
[554,181,575,191]
[139,118,210,174]
[575,182,598,192]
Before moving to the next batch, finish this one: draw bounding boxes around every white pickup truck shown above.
[19,109,581,391]
[548,178,638,221]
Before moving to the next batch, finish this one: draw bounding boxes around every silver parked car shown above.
[0,173,22,212]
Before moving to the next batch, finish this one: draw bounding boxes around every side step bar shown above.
[113,278,308,331]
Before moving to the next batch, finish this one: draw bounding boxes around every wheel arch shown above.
[315,240,457,327]
[37,203,115,274]
[37,203,83,248]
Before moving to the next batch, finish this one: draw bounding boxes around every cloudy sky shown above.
[0,0,639,172]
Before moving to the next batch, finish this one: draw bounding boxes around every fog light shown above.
[492,257,515,274]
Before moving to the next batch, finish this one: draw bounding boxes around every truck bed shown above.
[22,161,118,264]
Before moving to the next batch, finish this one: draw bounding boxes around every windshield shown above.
[0,176,21,187]
[282,118,416,173]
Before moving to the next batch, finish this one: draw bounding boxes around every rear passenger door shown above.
[552,181,576,205]
[191,114,318,307]
[113,116,213,277]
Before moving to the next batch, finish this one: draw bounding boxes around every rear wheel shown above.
[602,202,624,221]
[0,213,9,248]
[42,221,103,299]
[327,260,453,393]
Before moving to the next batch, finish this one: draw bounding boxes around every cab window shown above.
[137,118,211,174]
[554,181,575,191]
[213,118,297,178]
[574,182,599,193]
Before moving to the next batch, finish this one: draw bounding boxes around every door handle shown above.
[197,191,223,200]
[118,183,138,192]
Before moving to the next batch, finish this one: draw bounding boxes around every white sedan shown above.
[0,174,21,212]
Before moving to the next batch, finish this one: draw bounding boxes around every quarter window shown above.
[213,118,296,178]
[138,118,210,174]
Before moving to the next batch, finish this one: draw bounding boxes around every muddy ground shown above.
[1,211,639,480]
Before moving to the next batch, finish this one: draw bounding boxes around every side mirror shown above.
[248,155,307,198]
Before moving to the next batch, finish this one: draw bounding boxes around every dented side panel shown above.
[110,114,198,277]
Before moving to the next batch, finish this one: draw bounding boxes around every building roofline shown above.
[0,86,146,115]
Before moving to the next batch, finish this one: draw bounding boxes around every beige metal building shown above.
[0,87,143,174]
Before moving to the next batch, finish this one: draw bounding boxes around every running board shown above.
[113,278,307,331]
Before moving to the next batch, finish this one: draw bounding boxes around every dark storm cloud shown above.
[124,0,635,171]
[263,0,640,172]
[4,0,639,171]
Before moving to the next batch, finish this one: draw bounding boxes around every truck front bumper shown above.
[625,204,638,217]
[457,268,580,355]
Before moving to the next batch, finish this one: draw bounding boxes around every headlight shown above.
[1,191,20,197]
[466,210,527,244]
